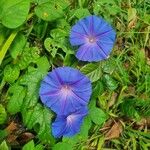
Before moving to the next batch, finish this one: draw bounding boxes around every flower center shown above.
[67,115,75,123]
[60,85,72,96]
[88,36,96,43]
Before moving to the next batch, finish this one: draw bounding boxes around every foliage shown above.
[0,0,150,149]
[0,0,30,28]
[0,104,7,124]
[0,141,9,150]
[22,140,43,150]
[120,98,150,120]
[80,63,102,82]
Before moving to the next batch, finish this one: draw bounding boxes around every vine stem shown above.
[78,0,83,8]
[0,30,18,65]
[0,78,5,92]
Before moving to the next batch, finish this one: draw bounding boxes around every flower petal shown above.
[52,107,88,138]
[76,43,108,62]
[70,21,88,46]
[52,116,67,138]
[96,30,116,56]
[43,88,88,115]
[69,30,87,46]
[69,15,116,62]
[39,67,92,115]
[89,16,115,37]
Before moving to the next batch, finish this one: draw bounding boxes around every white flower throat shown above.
[88,36,96,43]
[60,85,72,96]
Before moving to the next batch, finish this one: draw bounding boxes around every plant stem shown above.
[0,30,18,65]
[78,0,83,8]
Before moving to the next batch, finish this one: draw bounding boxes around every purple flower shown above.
[52,107,88,138]
[70,15,116,62]
[39,67,92,115]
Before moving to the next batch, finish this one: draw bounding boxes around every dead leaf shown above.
[128,7,137,20]
[108,92,118,108]
[121,86,135,98]
[134,117,150,130]
[100,119,113,134]
[7,134,18,144]
[105,121,123,140]
[128,8,137,29]
[103,119,113,128]
[146,118,150,127]
[128,17,137,29]
[18,132,35,144]
[5,121,18,134]
[5,121,27,145]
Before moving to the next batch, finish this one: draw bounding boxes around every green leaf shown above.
[35,144,44,150]
[128,8,137,22]
[0,141,9,150]
[63,54,77,66]
[7,84,26,114]
[22,140,44,150]
[36,56,50,73]
[9,33,26,59]
[80,63,102,82]
[18,57,54,144]
[22,104,54,144]
[143,14,150,24]
[54,0,70,9]
[92,81,104,99]
[62,136,78,148]
[30,0,50,4]
[55,19,71,32]
[50,29,68,39]
[45,38,55,53]
[50,29,72,54]
[44,36,72,57]
[90,107,107,125]
[44,38,57,57]
[120,99,150,119]
[0,130,8,143]
[0,25,8,48]
[95,0,115,4]
[74,8,90,19]
[32,0,69,8]
[78,116,92,140]
[115,61,130,85]
[103,74,118,91]
[0,104,7,124]
[22,140,34,150]
[107,5,120,15]
[136,100,150,117]
[20,68,44,107]
[33,20,48,39]
[93,0,119,15]
[52,142,72,150]
[35,1,64,21]
[19,57,49,109]
[4,64,20,83]
[18,46,40,70]
[0,0,30,28]
[120,99,140,119]
[44,38,52,52]
[102,58,116,74]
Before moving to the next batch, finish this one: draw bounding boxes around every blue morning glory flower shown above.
[39,67,92,115]
[52,107,88,138]
[70,15,116,62]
